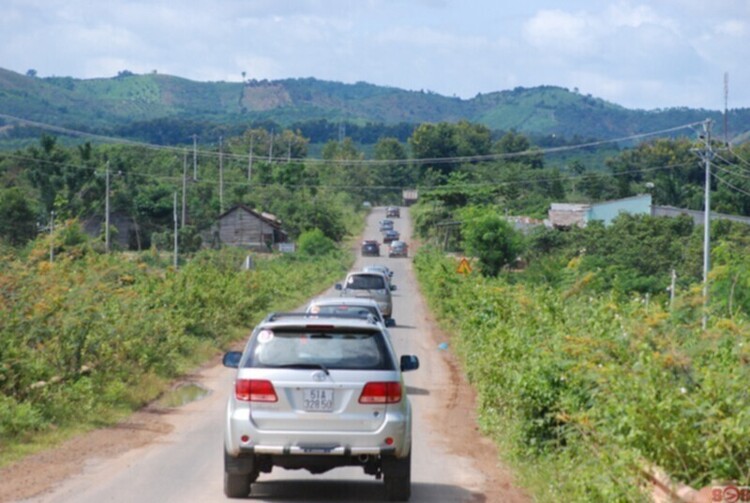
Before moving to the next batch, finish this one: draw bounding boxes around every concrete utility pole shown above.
[105,161,111,252]
[268,131,274,162]
[219,136,224,213]
[696,119,715,329]
[192,134,198,181]
[173,192,179,268]
[181,150,188,229]
[248,136,254,182]
[49,210,55,263]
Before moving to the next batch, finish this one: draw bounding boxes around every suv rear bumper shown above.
[225,406,411,458]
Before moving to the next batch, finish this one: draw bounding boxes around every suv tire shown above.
[224,472,251,498]
[383,452,411,501]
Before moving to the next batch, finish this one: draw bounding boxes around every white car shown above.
[222,313,419,500]
[306,296,397,328]
[335,270,396,319]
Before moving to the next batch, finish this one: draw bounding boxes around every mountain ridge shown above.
[1,67,747,144]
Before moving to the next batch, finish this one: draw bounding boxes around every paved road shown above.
[23,207,517,503]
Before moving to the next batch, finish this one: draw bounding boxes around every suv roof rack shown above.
[264,311,378,325]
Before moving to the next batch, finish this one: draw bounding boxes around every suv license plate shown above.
[303,389,334,412]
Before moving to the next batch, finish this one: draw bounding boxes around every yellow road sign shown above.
[457,257,472,274]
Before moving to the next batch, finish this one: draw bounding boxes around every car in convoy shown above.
[306,296,396,328]
[361,240,380,257]
[336,270,395,319]
[382,229,400,244]
[362,264,394,281]
[388,241,409,258]
[386,206,400,218]
[222,313,419,501]
[379,219,394,232]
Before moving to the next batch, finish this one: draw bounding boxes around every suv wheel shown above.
[383,452,411,501]
[224,472,252,498]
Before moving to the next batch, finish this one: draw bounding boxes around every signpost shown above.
[457,257,472,275]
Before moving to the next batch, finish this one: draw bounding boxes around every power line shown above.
[712,171,750,198]
[0,112,703,167]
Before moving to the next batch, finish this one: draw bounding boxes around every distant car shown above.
[379,219,394,232]
[336,270,396,319]
[306,296,396,328]
[386,206,401,218]
[382,229,400,244]
[222,313,418,500]
[362,264,394,280]
[361,240,380,256]
[389,241,408,258]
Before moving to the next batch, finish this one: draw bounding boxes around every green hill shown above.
[1,67,747,146]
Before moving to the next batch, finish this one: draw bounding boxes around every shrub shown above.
[296,228,336,256]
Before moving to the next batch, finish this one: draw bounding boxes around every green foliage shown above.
[0,239,348,447]
[458,206,524,276]
[296,228,337,256]
[414,248,750,500]
[409,120,492,183]
[0,187,38,246]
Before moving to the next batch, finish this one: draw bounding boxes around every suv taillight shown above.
[359,382,402,404]
[236,379,278,402]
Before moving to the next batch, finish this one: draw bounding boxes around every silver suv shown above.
[222,313,419,501]
[306,296,396,329]
[335,271,395,319]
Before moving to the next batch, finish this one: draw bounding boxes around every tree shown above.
[374,138,412,203]
[494,131,544,169]
[0,188,38,246]
[409,121,492,183]
[459,206,523,276]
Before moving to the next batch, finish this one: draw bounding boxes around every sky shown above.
[2,0,749,111]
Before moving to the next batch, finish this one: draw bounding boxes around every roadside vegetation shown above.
[0,224,351,464]
[413,208,750,500]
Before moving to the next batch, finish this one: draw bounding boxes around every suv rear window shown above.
[245,328,394,370]
[310,305,383,323]
[346,274,386,290]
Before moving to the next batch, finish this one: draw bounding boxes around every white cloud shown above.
[1,0,749,109]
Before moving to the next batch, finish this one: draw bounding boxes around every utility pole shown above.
[287,139,292,163]
[669,269,676,309]
[192,134,198,181]
[181,150,188,229]
[248,136,254,182]
[724,72,729,145]
[105,161,111,252]
[219,136,224,213]
[695,119,714,329]
[173,192,179,268]
[268,131,274,162]
[49,210,55,263]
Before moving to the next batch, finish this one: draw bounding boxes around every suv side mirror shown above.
[390,284,397,291]
[222,351,242,368]
[335,283,342,290]
[385,318,396,328]
[400,355,419,372]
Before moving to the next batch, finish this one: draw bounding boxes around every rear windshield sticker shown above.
[257,330,274,343]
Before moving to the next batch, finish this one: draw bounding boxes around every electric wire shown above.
[0,112,704,166]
